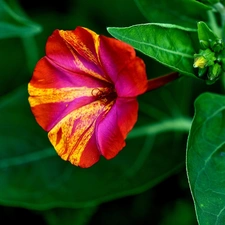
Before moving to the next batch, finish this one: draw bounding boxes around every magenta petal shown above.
[98,35,136,83]
[96,97,138,159]
[115,98,139,138]
[31,57,108,89]
[45,29,106,81]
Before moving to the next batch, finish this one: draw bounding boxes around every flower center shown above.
[91,86,117,103]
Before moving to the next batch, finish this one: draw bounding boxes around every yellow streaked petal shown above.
[82,27,100,60]
[28,84,110,107]
[59,30,107,83]
[48,100,114,166]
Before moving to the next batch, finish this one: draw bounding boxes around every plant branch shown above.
[146,71,180,92]
[128,117,192,139]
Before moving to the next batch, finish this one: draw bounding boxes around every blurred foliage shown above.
[0,0,41,39]
[0,0,224,224]
[134,0,211,29]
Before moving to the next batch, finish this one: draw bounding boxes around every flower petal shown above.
[116,57,147,97]
[28,57,112,131]
[30,57,108,89]
[96,97,138,159]
[29,95,96,132]
[60,27,100,65]
[48,100,114,168]
[98,35,136,83]
[98,35,147,97]
[78,135,100,168]
[46,27,110,83]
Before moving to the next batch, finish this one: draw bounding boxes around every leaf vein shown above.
[114,32,194,59]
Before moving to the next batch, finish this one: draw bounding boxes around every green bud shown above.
[208,63,222,81]
[199,40,210,49]
[217,48,225,63]
[193,49,216,69]
[202,49,216,66]
[198,67,208,77]
[209,38,224,53]
[206,79,217,85]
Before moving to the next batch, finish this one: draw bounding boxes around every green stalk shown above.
[128,117,192,139]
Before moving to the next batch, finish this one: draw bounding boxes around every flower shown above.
[193,56,207,69]
[28,26,148,168]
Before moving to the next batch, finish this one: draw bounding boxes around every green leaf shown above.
[107,23,198,77]
[0,85,191,210]
[0,0,42,38]
[187,92,225,225]
[134,0,211,29]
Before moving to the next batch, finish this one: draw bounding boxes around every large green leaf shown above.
[0,85,191,210]
[134,0,211,29]
[107,23,198,77]
[0,0,42,38]
[187,92,225,225]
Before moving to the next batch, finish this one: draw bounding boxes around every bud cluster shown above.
[193,22,225,84]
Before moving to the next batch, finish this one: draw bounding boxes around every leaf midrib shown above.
[111,31,194,59]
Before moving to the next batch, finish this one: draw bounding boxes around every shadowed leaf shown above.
[134,0,211,29]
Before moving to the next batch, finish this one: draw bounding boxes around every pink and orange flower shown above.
[28,26,179,168]
[28,27,148,168]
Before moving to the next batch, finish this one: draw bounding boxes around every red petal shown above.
[78,135,100,168]
[116,57,147,97]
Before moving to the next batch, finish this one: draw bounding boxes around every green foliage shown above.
[0,0,42,38]
[134,0,211,29]
[107,24,198,77]
[187,92,225,225]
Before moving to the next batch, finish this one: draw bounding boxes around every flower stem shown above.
[146,71,180,92]
[128,117,192,139]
